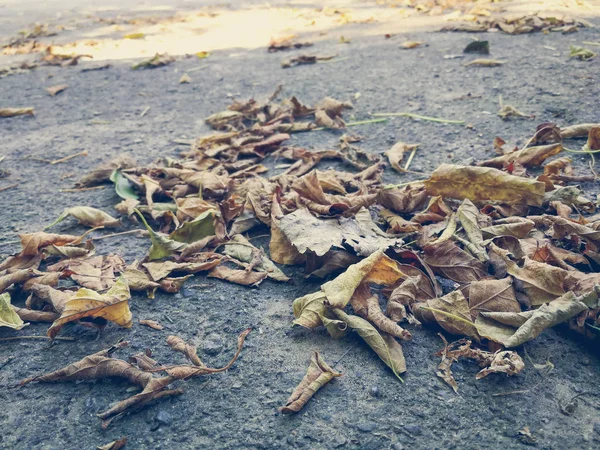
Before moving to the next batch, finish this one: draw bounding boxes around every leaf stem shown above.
[372,112,465,124]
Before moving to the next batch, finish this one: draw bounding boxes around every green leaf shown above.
[169,209,216,244]
[134,209,186,260]
[110,170,139,200]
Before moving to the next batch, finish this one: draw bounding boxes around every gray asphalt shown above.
[1,2,600,449]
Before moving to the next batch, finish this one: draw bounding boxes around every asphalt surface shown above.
[1,2,600,449]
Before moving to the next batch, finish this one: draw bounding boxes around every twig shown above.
[372,112,464,124]
[60,186,106,193]
[50,150,88,165]
[404,146,418,171]
[0,183,18,192]
[319,56,349,64]
[383,179,427,190]
[312,118,388,132]
[333,342,359,366]
[140,106,150,117]
[187,65,209,73]
[0,356,14,369]
[0,336,75,342]
[583,41,600,47]
[91,229,145,240]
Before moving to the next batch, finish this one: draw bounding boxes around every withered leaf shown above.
[224,235,289,282]
[47,276,132,338]
[0,107,34,117]
[97,437,127,450]
[423,240,486,284]
[13,305,59,323]
[47,84,68,96]
[425,164,545,206]
[476,288,600,347]
[413,290,480,339]
[48,254,126,291]
[167,335,203,366]
[142,256,222,281]
[131,53,175,69]
[332,308,406,379]
[140,319,163,330]
[269,192,305,265]
[135,210,187,260]
[468,278,520,319]
[280,351,341,414]
[208,265,268,286]
[463,58,505,67]
[0,268,37,293]
[385,142,419,173]
[19,232,83,256]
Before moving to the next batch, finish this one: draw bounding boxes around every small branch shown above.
[50,150,88,165]
[140,106,150,117]
[404,146,418,171]
[92,229,146,241]
[372,112,464,124]
[312,118,388,132]
[0,183,18,192]
[60,186,106,193]
[382,179,427,190]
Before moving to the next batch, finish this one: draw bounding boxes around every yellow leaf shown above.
[0,293,28,330]
[196,51,210,59]
[47,277,132,338]
[124,33,145,39]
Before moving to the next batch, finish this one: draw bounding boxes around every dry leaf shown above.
[48,255,126,291]
[47,206,120,229]
[468,278,520,319]
[132,53,175,70]
[0,107,34,117]
[224,235,289,282]
[166,335,203,366]
[413,290,480,339]
[385,142,419,173]
[423,240,486,284]
[47,84,68,96]
[400,41,425,49]
[0,293,28,329]
[280,351,341,413]
[47,276,132,338]
[179,73,191,84]
[140,319,163,330]
[463,59,505,67]
[425,164,546,206]
[97,437,127,450]
[208,265,268,286]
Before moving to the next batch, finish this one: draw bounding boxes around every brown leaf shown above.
[385,142,419,173]
[140,319,163,330]
[378,184,428,214]
[425,164,545,206]
[0,107,34,117]
[142,256,222,281]
[400,41,425,49]
[467,278,521,319]
[47,84,68,96]
[387,276,426,324]
[97,438,127,450]
[0,268,37,293]
[314,97,352,129]
[12,305,58,323]
[280,351,341,414]
[48,255,126,291]
[269,192,304,265]
[19,232,83,256]
[350,284,412,340]
[585,126,600,151]
[28,284,74,313]
[76,155,136,187]
[423,240,487,284]
[412,290,480,339]
[480,143,562,168]
[463,58,505,67]
[208,265,267,286]
[166,335,203,366]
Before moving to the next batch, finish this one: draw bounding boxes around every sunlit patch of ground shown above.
[0,0,598,65]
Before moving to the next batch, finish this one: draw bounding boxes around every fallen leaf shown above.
[140,319,163,330]
[425,164,546,206]
[47,276,132,338]
[331,308,406,379]
[224,235,289,282]
[196,51,210,59]
[131,53,175,70]
[423,240,487,284]
[468,278,520,319]
[400,41,425,49]
[46,206,120,229]
[179,73,191,84]
[124,32,145,39]
[385,142,419,173]
[463,40,489,54]
[569,46,596,61]
[280,351,341,413]
[463,59,505,67]
[0,107,34,118]
[47,84,67,96]
[97,437,127,450]
[48,254,126,291]
[166,335,203,366]
[0,293,28,329]
[110,170,139,200]
[135,210,187,260]
[413,290,480,339]
[208,265,268,286]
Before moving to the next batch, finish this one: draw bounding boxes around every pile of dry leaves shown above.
[2,86,600,420]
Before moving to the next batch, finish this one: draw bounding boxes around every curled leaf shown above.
[280,351,342,413]
[0,293,28,329]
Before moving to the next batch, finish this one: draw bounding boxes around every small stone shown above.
[232,382,243,389]
[333,435,347,447]
[203,334,223,355]
[357,421,377,433]
[155,410,172,426]
[404,424,422,436]
[369,386,380,397]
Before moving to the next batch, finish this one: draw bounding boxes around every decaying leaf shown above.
[468,278,520,319]
[0,107,34,118]
[224,235,289,282]
[0,293,28,330]
[46,206,121,229]
[166,335,203,366]
[140,319,163,330]
[425,164,545,206]
[280,351,341,413]
[476,287,600,347]
[413,290,480,339]
[47,276,132,338]
[463,59,505,67]
[132,53,175,69]
[569,46,596,61]
[435,335,524,393]
[179,73,192,84]
[385,142,419,173]
[423,240,486,284]
[208,265,268,286]
[97,437,127,450]
[47,84,68,96]
[400,41,425,49]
